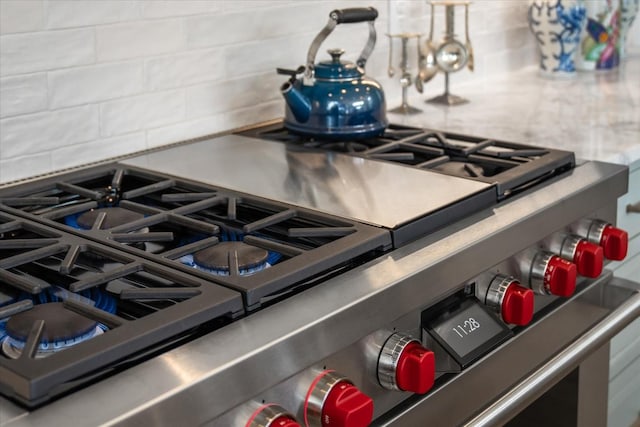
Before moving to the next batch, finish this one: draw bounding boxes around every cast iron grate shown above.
[0,166,392,309]
[0,211,243,407]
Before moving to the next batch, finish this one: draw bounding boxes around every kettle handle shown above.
[305,7,378,81]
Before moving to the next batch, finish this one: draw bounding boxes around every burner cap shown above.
[77,207,143,229]
[193,242,269,272]
[5,302,98,343]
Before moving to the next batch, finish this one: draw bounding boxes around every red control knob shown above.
[395,342,436,394]
[573,240,604,278]
[271,416,301,427]
[321,381,373,427]
[246,404,300,427]
[600,225,628,261]
[545,256,577,297]
[378,333,435,395]
[501,283,535,326]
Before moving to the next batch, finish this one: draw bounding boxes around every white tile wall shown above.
[1,0,637,184]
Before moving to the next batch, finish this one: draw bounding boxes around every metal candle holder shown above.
[387,32,423,114]
[426,0,473,106]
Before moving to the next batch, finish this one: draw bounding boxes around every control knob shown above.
[548,234,603,278]
[529,251,577,297]
[303,370,373,427]
[484,275,535,326]
[377,333,435,394]
[573,219,628,261]
[246,403,301,427]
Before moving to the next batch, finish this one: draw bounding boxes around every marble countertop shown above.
[388,52,640,167]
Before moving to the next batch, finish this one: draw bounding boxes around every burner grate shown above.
[0,166,392,309]
[0,211,243,407]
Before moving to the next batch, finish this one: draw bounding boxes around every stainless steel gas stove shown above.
[0,120,638,427]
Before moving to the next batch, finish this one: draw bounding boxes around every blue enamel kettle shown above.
[278,7,387,140]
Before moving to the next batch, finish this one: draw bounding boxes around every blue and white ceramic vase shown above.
[620,0,639,58]
[528,0,587,77]
[576,0,621,70]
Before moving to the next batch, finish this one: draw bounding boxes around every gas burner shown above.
[433,161,486,178]
[190,242,270,276]
[75,207,144,229]
[1,302,103,359]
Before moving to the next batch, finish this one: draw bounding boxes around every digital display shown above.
[424,298,512,366]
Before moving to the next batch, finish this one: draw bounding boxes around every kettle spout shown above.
[281,81,311,123]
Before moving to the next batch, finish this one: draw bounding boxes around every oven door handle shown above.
[464,277,640,427]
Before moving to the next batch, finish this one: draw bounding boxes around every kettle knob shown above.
[328,48,346,63]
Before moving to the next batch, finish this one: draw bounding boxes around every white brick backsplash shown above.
[0,1,45,35]
[148,99,282,148]
[142,1,222,19]
[145,48,225,90]
[51,132,146,170]
[46,1,141,29]
[0,28,94,76]
[475,27,533,56]
[49,61,144,108]
[0,106,99,158]
[186,3,326,49]
[222,100,282,130]
[0,152,51,183]
[100,90,185,137]
[225,36,311,77]
[485,3,530,32]
[186,72,282,118]
[146,115,229,148]
[485,46,538,77]
[96,19,184,62]
[0,74,48,118]
[221,1,298,12]
[0,0,565,184]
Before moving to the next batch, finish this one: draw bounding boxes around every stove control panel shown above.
[216,216,630,426]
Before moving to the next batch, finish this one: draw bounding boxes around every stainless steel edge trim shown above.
[377,334,418,391]
[464,282,640,426]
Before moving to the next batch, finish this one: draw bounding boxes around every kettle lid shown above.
[314,49,362,80]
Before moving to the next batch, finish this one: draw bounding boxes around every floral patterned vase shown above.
[528,0,587,77]
[577,0,622,70]
[620,0,639,58]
